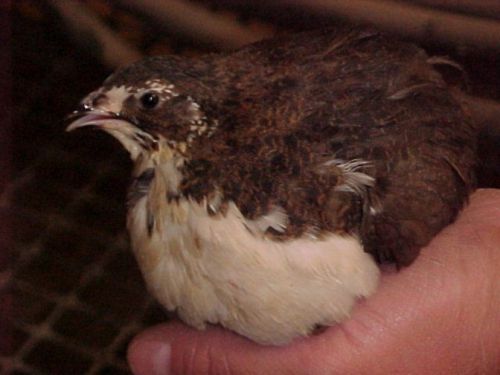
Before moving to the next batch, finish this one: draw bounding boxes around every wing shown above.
[182,27,477,265]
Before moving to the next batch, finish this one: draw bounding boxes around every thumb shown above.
[127,320,338,375]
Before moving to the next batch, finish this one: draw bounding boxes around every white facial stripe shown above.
[81,85,134,114]
[104,126,143,160]
[104,85,134,113]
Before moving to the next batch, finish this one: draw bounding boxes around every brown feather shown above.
[105,26,477,266]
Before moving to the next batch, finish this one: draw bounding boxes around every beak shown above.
[65,108,127,132]
[65,106,158,160]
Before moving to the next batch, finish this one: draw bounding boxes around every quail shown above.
[67,27,477,345]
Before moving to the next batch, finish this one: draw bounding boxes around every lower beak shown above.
[65,109,158,160]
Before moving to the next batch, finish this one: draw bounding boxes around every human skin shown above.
[128,189,500,375]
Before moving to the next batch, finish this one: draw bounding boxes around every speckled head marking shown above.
[66,56,218,160]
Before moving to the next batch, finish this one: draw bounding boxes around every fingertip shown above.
[128,325,172,375]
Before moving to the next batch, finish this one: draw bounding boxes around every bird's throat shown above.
[130,139,189,212]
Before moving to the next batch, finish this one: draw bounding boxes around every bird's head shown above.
[66,56,217,161]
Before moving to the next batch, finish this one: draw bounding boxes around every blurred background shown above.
[1,1,499,374]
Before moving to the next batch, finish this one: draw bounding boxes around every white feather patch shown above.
[246,206,289,235]
[127,161,380,345]
[324,158,375,195]
[102,85,132,113]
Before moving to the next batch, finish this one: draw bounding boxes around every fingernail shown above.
[129,339,171,375]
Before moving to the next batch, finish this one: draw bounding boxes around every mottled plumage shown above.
[67,27,477,345]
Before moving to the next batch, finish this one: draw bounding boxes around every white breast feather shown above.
[127,159,380,345]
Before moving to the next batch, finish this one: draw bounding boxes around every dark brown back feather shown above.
[166,27,477,266]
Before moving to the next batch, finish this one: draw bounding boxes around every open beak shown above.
[65,107,158,160]
[65,108,129,132]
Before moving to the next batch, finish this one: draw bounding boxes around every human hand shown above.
[128,189,500,374]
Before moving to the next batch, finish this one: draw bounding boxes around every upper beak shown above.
[65,108,123,132]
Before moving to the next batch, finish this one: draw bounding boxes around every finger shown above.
[128,319,363,375]
[128,189,500,375]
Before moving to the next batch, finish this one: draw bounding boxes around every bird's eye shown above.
[140,92,160,109]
